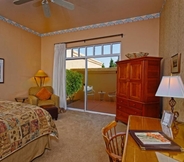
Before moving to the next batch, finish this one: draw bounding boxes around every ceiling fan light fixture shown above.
[42,0,51,17]
[51,0,74,10]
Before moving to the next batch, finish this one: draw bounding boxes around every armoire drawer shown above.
[129,101,143,110]
[116,104,142,116]
[116,104,124,111]
[116,97,128,106]
[125,107,142,116]
[116,109,129,123]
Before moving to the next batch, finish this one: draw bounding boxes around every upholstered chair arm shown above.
[51,94,59,108]
[28,95,38,105]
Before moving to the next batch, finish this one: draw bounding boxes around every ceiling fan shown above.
[13,0,74,17]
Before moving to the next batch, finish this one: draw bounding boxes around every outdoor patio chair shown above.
[83,85,95,99]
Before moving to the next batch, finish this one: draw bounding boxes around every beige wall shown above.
[41,18,160,85]
[0,21,41,101]
[160,0,184,122]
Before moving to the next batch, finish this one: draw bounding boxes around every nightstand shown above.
[15,97,28,103]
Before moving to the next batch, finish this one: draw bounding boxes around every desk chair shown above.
[102,121,126,162]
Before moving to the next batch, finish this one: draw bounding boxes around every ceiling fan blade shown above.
[13,0,33,5]
[42,0,51,17]
[51,0,74,10]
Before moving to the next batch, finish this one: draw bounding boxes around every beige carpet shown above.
[33,110,127,162]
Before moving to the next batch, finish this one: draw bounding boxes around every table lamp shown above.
[155,76,184,134]
[34,70,48,87]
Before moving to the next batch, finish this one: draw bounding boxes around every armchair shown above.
[28,86,59,108]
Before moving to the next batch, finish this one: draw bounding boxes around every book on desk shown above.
[129,130,184,152]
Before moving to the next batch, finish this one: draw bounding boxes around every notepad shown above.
[155,152,179,162]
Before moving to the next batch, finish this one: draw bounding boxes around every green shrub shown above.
[66,69,83,101]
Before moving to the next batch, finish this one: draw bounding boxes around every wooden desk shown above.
[122,115,184,162]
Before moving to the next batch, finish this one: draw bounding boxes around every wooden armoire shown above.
[116,56,162,124]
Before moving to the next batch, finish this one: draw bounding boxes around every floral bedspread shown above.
[0,100,58,160]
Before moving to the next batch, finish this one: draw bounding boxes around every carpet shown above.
[33,110,127,162]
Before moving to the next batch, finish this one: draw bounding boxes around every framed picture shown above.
[0,58,4,83]
[161,110,174,139]
[171,53,181,73]
[161,110,174,127]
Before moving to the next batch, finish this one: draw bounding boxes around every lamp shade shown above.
[155,76,184,98]
[34,70,48,78]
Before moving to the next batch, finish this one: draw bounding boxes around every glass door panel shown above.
[66,59,85,110]
[86,56,117,114]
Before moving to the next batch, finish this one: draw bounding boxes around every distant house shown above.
[66,50,103,69]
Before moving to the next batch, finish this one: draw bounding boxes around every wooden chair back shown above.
[102,121,126,162]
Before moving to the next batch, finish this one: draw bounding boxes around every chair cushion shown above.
[38,100,55,106]
[36,87,52,100]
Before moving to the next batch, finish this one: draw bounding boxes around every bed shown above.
[0,100,58,162]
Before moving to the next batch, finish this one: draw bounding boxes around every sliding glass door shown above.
[66,42,121,114]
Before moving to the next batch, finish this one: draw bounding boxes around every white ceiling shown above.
[0,0,165,34]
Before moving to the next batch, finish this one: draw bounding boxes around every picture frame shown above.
[161,110,174,127]
[161,110,174,139]
[0,58,4,83]
[171,53,181,73]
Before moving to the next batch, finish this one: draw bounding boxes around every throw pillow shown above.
[36,87,52,100]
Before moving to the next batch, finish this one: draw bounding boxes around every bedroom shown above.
[0,0,184,161]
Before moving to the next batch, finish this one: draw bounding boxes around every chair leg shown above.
[109,156,113,162]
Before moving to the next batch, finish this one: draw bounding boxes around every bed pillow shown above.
[36,87,52,100]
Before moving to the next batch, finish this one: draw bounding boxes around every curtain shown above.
[53,43,67,109]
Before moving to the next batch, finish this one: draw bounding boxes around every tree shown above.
[102,63,105,68]
[66,69,83,101]
[109,58,116,67]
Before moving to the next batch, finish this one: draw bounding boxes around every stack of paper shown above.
[155,152,179,162]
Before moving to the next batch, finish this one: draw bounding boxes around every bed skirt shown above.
[1,135,50,162]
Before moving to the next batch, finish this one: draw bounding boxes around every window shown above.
[66,42,121,59]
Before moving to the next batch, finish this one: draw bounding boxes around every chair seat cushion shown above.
[38,100,55,106]
[36,87,52,100]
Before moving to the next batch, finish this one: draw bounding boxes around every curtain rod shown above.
[55,33,123,45]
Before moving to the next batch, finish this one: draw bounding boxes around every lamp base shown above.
[169,97,179,137]
[34,77,46,87]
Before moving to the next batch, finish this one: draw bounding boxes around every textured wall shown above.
[160,0,184,121]
[0,21,41,101]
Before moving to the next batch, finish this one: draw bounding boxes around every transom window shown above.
[66,42,121,58]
